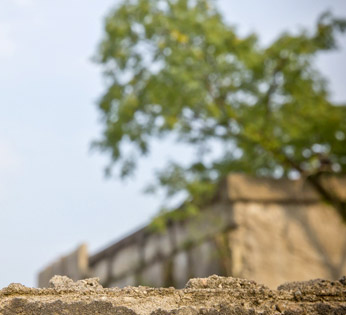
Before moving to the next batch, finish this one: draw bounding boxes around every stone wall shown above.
[38,244,88,287]
[2,275,346,314]
[37,174,346,289]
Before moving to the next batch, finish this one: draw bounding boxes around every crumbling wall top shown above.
[1,275,345,314]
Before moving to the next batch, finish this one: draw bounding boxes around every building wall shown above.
[37,174,346,289]
[228,201,346,288]
[87,202,232,289]
[38,244,88,288]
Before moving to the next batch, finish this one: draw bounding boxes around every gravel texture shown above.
[0,275,345,314]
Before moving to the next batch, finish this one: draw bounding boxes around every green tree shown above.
[94,0,346,223]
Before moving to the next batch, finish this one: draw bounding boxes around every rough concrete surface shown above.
[1,275,346,314]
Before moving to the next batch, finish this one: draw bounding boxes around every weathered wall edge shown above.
[1,275,346,315]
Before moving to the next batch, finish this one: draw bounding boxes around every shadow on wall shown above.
[283,203,346,279]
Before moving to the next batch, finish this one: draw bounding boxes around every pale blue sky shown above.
[0,0,345,288]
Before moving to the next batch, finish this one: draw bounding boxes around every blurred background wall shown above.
[38,174,346,289]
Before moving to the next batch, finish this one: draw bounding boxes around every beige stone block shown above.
[140,261,164,287]
[230,201,346,288]
[227,173,346,202]
[173,251,189,288]
[111,245,140,278]
[320,176,346,200]
[37,244,88,288]
[227,173,317,201]
[172,223,191,250]
[143,231,173,264]
[91,260,109,285]
[65,243,88,281]
[190,241,221,278]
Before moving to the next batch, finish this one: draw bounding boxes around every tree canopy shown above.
[94,0,346,224]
